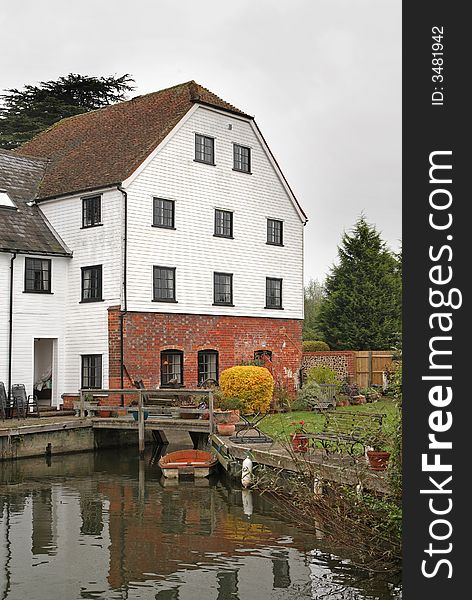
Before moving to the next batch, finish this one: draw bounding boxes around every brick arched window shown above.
[160,350,183,387]
[198,350,219,385]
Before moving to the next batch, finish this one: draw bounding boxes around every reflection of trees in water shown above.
[216,570,239,600]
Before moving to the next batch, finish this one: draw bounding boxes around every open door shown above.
[34,338,56,408]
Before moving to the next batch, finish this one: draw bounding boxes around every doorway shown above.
[34,338,56,407]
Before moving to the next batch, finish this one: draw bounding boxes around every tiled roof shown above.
[0,149,70,255]
[14,81,250,201]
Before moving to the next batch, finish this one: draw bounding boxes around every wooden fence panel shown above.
[355,351,393,388]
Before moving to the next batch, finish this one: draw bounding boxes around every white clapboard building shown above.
[0,81,307,408]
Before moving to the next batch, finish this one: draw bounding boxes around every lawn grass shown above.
[258,398,400,441]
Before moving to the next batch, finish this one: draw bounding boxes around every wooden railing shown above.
[77,388,215,457]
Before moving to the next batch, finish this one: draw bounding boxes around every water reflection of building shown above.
[32,488,55,555]
[0,453,393,600]
[0,474,110,599]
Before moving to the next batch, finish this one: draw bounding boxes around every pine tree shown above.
[0,73,135,149]
[318,216,401,349]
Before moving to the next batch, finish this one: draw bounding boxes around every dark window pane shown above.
[82,196,101,227]
[214,209,233,237]
[214,273,233,305]
[153,267,176,301]
[81,355,102,389]
[195,134,214,164]
[161,351,183,385]
[25,258,51,292]
[266,278,282,308]
[198,350,218,384]
[233,145,251,172]
[81,265,102,301]
[267,219,283,245]
[153,198,175,228]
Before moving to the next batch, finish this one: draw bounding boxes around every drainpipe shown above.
[8,252,17,400]
[117,186,128,405]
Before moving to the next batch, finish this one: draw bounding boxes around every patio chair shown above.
[229,412,272,444]
[0,381,8,420]
[11,384,40,418]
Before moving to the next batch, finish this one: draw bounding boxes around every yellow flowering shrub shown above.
[219,366,274,414]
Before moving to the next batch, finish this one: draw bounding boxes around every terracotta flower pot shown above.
[367,450,390,471]
[214,410,233,424]
[99,410,111,418]
[350,395,366,405]
[217,423,236,436]
[291,433,309,453]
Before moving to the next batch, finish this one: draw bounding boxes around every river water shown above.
[0,444,401,600]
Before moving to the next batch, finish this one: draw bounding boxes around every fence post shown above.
[368,350,373,387]
[138,389,145,458]
[209,390,214,435]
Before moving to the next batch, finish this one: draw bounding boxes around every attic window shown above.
[0,190,17,210]
[195,134,215,165]
[82,195,101,228]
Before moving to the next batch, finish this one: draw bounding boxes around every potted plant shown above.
[365,430,391,471]
[350,394,366,405]
[213,395,241,425]
[179,395,198,419]
[336,394,350,407]
[290,420,309,453]
[129,400,149,421]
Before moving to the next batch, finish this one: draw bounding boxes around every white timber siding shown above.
[0,252,68,405]
[126,106,305,318]
[38,188,123,394]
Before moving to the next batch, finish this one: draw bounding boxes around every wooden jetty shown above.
[77,388,215,457]
[210,433,390,495]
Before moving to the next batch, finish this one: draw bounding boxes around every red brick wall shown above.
[108,306,303,394]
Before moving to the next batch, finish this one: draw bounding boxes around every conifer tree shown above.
[0,73,135,149]
[318,216,401,349]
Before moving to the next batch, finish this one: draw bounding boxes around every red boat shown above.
[158,449,218,479]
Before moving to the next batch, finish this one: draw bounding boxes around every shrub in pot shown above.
[213,395,241,424]
[336,394,350,407]
[291,421,309,453]
[364,430,391,471]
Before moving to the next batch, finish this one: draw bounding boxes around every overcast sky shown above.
[0,0,401,283]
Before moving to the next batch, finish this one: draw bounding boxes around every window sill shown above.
[213,234,234,239]
[160,384,185,389]
[213,303,235,307]
[193,159,216,166]
[79,299,105,303]
[23,290,53,294]
[81,223,103,230]
[265,306,284,310]
[152,225,176,230]
[266,242,284,247]
[152,299,178,303]
[232,168,252,175]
